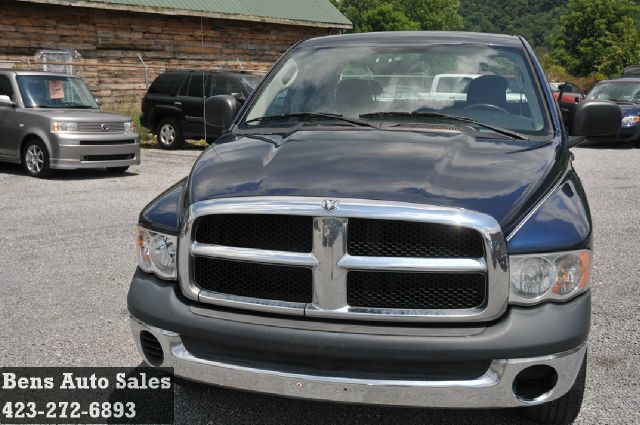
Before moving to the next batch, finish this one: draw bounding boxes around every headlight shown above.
[510,250,591,304]
[136,225,177,280]
[622,115,640,125]
[124,121,136,133]
[51,121,78,132]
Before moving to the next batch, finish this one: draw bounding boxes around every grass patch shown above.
[130,110,152,142]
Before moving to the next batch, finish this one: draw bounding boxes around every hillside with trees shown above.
[460,0,567,50]
[331,0,640,83]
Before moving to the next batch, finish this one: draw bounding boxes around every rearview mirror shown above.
[0,95,15,107]
[205,95,239,129]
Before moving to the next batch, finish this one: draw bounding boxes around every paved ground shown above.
[1,142,638,424]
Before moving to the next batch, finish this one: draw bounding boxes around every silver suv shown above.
[0,70,140,177]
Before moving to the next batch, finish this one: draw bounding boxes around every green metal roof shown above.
[42,0,351,27]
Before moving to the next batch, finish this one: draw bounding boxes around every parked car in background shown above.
[585,77,640,144]
[128,31,621,425]
[550,82,584,130]
[140,70,261,149]
[0,70,139,177]
[550,82,584,104]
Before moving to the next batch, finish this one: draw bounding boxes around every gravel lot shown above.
[1,143,638,424]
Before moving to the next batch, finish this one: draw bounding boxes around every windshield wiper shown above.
[360,111,527,140]
[63,104,94,109]
[245,112,379,129]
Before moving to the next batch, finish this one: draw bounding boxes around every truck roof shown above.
[161,69,260,78]
[302,31,524,48]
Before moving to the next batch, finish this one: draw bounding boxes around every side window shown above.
[0,75,14,100]
[187,74,210,98]
[210,77,227,96]
[149,73,183,96]
[227,79,243,94]
[209,77,243,96]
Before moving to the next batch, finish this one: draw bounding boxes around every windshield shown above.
[17,75,99,109]
[243,44,550,137]
[587,81,640,102]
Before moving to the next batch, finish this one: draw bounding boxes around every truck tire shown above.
[156,118,184,150]
[22,139,53,178]
[522,353,587,425]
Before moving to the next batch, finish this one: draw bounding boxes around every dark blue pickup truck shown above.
[127,32,620,424]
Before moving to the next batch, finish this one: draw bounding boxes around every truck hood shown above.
[22,109,130,122]
[188,130,563,229]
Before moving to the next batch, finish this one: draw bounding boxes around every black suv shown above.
[140,70,261,149]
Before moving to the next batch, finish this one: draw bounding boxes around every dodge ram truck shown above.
[127,32,621,424]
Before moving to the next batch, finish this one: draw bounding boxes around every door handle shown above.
[174,101,182,106]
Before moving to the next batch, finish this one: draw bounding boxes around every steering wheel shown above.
[463,103,510,114]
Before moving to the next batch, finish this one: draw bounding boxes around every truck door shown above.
[0,74,19,159]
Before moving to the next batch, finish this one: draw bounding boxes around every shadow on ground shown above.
[173,381,535,425]
[141,140,209,151]
[578,139,638,149]
[0,162,138,180]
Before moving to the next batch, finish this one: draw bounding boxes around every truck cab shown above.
[127,32,620,425]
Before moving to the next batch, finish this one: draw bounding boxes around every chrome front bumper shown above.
[130,317,586,408]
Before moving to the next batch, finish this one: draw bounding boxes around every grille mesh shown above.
[77,122,125,133]
[347,272,486,309]
[194,257,312,303]
[348,218,484,258]
[195,215,313,253]
[84,154,134,161]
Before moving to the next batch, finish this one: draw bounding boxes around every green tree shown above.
[330,0,382,32]
[553,0,640,76]
[460,0,567,50]
[331,0,463,32]
[359,4,420,32]
[401,0,463,30]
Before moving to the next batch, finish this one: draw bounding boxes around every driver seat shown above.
[335,79,374,115]
[466,75,508,109]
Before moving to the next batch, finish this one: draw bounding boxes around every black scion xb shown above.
[128,32,620,424]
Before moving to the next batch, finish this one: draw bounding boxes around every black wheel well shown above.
[153,112,180,131]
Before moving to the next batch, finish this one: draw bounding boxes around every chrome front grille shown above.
[77,122,125,133]
[179,197,510,323]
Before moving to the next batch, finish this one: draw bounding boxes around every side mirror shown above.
[568,100,621,147]
[205,95,239,129]
[95,97,102,107]
[0,95,15,107]
[231,92,246,104]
